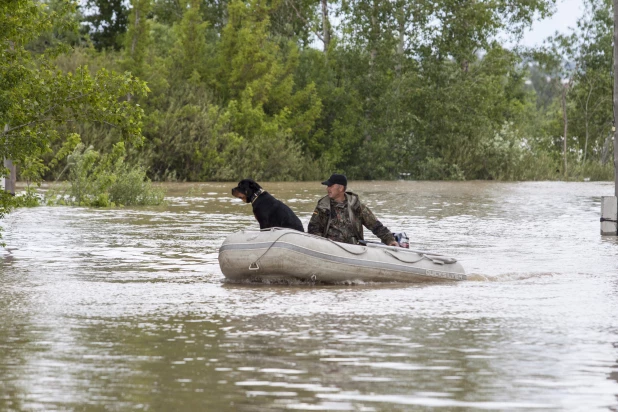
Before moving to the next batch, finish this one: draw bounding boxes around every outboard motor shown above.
[393,232,409,248]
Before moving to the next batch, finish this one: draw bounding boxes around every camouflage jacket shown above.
[307,192,395,245]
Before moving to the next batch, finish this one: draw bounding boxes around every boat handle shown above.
[249,262,260,270]
[426,255,457,264]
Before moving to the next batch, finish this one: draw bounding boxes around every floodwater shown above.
[1,181,617,411]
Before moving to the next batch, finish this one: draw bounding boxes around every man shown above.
[308,174,398,246]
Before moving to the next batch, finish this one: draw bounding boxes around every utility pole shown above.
[601,0,618,235]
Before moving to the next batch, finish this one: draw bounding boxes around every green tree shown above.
[1,0,148,224]
[82,0,129,50]
[564,0,613,165]
[123,0,152,79]
[137,0,236,181]
[530,0,613,177]
[213,0,322,179]
[31,0,594,183]
[171,0,210,82]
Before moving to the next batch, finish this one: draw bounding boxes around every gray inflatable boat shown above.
[218,228,466,283]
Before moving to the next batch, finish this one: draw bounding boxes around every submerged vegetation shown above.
[49,143,165,207]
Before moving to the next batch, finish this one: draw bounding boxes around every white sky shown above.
[519,0,584,47]
[312,0,586,50]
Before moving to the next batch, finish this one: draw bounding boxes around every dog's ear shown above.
[246,179,262,192]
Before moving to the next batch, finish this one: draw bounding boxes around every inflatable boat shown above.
[218,228,466,283]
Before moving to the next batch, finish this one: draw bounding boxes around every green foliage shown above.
[107,166,166,206]
[122,0,152,78]
[571,160,614,181]
[1,0,150,243]
[526,0,614,177]
[13,187,42,208]
[82,0,129,50]
[3,0,614,198]
[71,0,609,184]
[416,157,466,181]
[511,151,562,181]
[18,156,49,188]
[214,0,322,144]
[0,191,15,246]
[478,122,525,180]
[1,0,148,161]
[51,143,164,206]
[143,83,241,181]
[171,0,209,82]
[222,130,305,181]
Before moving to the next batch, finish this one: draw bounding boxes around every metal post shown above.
[601,196,618,235]
[600,0,618,235]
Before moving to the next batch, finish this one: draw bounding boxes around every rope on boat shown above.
[249,228,457,270]
[382,250,425,264]
[382,250,457,265]
[328,239,368,255]
[249,228,368,270]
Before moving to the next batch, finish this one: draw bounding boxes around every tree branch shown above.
[1,90,98,137]
[285,0,325,44]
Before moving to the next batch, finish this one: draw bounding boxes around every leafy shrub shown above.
[218,131,305,181]
[570,161,614,181]
[478,122,525,180]
[108,165,165,205]
[417,157,466,181]
[511,151,562,181]
[49,143,165,207]
[13,187,42,207]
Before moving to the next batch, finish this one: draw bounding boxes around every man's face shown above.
[326,183,345,200]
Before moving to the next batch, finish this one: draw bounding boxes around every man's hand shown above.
[388,240,398,247]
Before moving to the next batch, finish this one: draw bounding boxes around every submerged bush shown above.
[13,187,42,207]
[108,165,166,205]
[570,161,615,181]
[511,151,562,181]
[49,143,165,207]
[416,157,466,181]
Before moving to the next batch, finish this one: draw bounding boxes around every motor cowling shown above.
[393,232,409,248]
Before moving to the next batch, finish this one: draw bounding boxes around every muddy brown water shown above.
[1,181,617,411]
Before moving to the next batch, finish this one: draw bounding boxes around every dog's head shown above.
[232,179,262,203]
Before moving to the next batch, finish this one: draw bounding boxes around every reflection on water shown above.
[1,181,618,410]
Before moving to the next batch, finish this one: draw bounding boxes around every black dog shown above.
[232,179,304,232]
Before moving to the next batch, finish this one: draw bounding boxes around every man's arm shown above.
[307,207,326,236]
[359,204,397,246]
